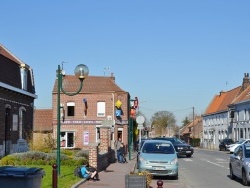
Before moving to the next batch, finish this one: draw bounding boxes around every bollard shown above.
[52,164,58,188]
[157,180,163,188]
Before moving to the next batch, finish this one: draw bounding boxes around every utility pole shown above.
[193,107,195,138]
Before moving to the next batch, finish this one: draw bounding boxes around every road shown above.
[149,148,244,188]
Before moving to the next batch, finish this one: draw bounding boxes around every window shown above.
[244,109,247,121]
[20,64,28,90]
[97,102,105,117]
[60,131,75,148]
[235,111,239,121]
[67,102,75,116]
[96,126,101,143]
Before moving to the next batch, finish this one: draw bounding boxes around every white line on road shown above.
[205,160,225,168]
[183,159,193,161]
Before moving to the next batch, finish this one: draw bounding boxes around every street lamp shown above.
[56,64,89,175]
[128,97,138,160]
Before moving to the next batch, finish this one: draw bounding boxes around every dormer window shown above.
[20,63,28,90]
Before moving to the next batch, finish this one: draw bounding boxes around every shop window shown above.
[60,131,75,148]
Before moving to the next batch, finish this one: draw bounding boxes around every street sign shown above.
[136,116,145,124]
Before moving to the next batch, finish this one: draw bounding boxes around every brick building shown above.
[52,73,130,150]
[0,43,37,157]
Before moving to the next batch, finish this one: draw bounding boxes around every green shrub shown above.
[74,150,89,158]
[0,155,18,165]
[0,149,89,166]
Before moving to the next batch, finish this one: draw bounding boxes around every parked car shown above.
[219,138,234,151]
[136,138,151,169]
[138,139,178,179]
[229,143,250,186]
[228,139,250,153]
[152,137,194,157]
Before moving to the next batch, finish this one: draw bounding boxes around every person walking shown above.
[115,137,122,162]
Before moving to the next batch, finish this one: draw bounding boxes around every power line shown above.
[139,106,193,113]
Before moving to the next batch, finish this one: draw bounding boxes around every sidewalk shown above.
[72,152,137,188]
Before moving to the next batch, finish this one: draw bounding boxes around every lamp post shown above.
[128,98,138,160]
[56,64,89,176]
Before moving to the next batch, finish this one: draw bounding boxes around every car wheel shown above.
[230,165,235,180]
[219,146,222,151]
[242,170,249,186]
[186,154,192,158]
[172,174,178,180]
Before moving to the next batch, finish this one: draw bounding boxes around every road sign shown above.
[136,116,145,124]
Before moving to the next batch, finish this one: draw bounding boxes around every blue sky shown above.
[1,1,250,126]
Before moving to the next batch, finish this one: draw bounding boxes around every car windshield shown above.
[175,139,184,144]
[238,140,246,144]
[142,142,175,154]
[245,145,250,158]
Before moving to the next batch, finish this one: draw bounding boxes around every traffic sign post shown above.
[136,116,145,144]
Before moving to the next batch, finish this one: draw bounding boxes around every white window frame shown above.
[97,101,105,117]
[20,66,28,90]
[67,102,75,116]
[60,131,75,148]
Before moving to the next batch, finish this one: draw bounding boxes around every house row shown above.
[202,73,250,149]
[180,73,250,149]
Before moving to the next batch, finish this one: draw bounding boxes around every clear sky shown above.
[1,1,250,126]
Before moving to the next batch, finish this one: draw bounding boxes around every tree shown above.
[150,111,176,137]
[182,116,191,127]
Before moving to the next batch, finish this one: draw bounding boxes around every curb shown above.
[71,178,87,188]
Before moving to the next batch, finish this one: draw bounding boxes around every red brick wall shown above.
[52,92,129,149]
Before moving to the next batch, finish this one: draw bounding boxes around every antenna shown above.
[226,81,228,91]
[61,61,69,76]
[103,67,110,76]
[61,61,69,70]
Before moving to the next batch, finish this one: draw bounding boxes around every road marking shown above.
[183,159,193,161]
[205,160,225,168]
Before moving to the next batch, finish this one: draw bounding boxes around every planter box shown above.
[125,174,147,188]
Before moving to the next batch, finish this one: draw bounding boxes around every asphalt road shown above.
[149,148,245,188]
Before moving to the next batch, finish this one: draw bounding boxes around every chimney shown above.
[110,73,115,82]
[242,73,250,90]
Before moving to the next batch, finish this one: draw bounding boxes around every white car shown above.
[229,139,250,153]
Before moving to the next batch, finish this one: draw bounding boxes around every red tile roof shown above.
[204,87,241,115]
[52,75,126,94]
[232,85,250,104]
[33,109,53,132]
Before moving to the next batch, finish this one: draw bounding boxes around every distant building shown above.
[180,116,203,145]
[0,43,37,157]
[202,73,250,149]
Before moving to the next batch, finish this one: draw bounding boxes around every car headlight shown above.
[139,156,148,164]
[170,158,178,165]
[177,147,183,150]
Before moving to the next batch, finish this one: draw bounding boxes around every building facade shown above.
[202,73,250,149]
[52,73,130,151]
[0,44,37,157]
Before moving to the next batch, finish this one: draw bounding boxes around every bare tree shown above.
[150,111,176,137]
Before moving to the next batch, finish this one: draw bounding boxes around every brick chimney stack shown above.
[242,73,250,90]
[110,73,115,82]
